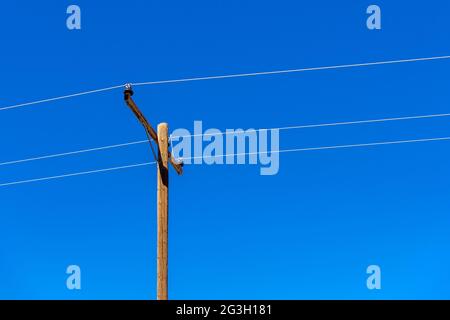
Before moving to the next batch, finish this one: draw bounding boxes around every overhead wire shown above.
[1,54,450,187]
[1,135,450,188]
[1,55,450,112]
[2,111,450,168]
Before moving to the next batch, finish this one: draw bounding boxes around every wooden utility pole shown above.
[157,123,169,300]
[124,84,182,300]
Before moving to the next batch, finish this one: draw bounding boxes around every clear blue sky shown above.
[1,1,450,299]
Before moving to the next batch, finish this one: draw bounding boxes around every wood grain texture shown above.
[157,123,169,300]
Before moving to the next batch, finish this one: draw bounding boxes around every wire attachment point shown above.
[124,83,134,100]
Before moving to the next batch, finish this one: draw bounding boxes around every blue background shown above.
[1,1,450,299]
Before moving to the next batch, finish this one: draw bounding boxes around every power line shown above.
[0,140,148,167]
[133,55,450,87]
[2,111,450,168]
[1,55,450,112]
[170,112,450,139]
[239,136,450,157]
[0,161,156,187]
[0,85,124,112]
[1,135,450,188]
[184,136,450,161]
